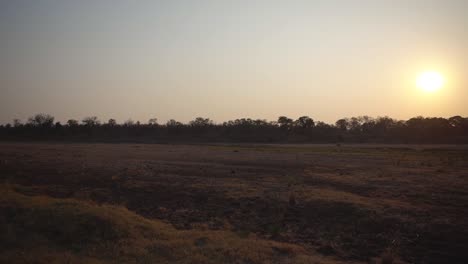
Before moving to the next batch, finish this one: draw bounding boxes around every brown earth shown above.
[1,143,468,263]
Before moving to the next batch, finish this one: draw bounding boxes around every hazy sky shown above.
[1,0,467,124]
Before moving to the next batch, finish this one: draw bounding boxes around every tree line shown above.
[1,114,467,143]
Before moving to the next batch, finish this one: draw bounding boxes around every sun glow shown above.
[416,71,444,92]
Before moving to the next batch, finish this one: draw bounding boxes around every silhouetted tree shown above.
[1,113,467,144]
[278,116,293,130]
[67,119,79,127]
[335,119,348,131]
[82,116,100,126]
[166,119,182,127]
[190,117,213,127]
[348,117,363,132]
[448,116,465,128]
[148,118,158,126]
[28,114,54,127]
[295,116,315,129]
[107,119,117,126]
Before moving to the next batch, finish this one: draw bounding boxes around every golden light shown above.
[416,71,444,92]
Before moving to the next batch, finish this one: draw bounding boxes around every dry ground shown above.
[1,143,468,263]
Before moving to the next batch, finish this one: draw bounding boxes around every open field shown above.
[1,143,468,263]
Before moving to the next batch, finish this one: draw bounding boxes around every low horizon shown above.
[1,113,467,126]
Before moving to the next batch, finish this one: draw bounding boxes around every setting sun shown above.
[416,71,444,92]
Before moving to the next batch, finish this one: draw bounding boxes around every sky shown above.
[1,0,467,124]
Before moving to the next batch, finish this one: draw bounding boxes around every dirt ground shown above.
[1,143,468,263]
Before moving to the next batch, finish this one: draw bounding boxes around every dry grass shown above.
[0,185,354,264]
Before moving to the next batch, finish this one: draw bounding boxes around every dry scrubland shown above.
[1,143,468,263]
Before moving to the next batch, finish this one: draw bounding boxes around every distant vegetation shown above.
[1,114,467,143]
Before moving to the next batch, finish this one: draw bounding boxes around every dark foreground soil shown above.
[1,143,468,263]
